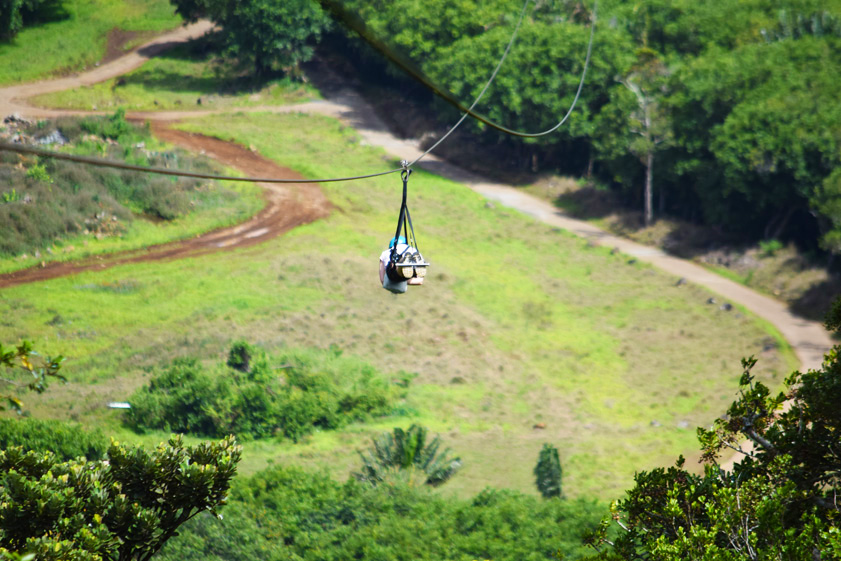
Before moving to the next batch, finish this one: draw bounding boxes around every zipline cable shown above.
[0,0,529,182]
[318,0,597,139]
[407,0,529,167]
[0,0,596,182]
[0,140,403,183]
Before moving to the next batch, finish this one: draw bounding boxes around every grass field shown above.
[0,0,181,85]
[31,40,319,111]
[0,111,798,501]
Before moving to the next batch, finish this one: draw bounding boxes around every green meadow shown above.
[0,111,797,500]
[31,40,319,111]
[0,0,181,85]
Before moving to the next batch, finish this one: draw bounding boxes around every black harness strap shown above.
[391,169,413,263]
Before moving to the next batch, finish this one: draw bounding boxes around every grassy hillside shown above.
[0,111,797,500]
[0,0,181,85]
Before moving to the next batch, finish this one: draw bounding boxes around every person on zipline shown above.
[379,168,429,294]
[379,236,425,294]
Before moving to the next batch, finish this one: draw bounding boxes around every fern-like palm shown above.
[354,424,462,486]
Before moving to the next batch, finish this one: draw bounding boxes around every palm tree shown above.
[353,424,462,487]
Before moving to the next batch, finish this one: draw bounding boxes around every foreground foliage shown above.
[158,465,602,561]
[127,343,405,441]
[0,341,63,413]
[0,435,241,561]
[586,301,841,559]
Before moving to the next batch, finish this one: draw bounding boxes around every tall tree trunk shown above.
[644,151,654,227]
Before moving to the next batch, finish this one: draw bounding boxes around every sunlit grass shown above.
[32,42,319,111]
[0,0,181,85]
[0,111,798,501]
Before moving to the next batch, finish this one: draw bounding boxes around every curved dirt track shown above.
[0,25,832,374]
[0,123,330,289]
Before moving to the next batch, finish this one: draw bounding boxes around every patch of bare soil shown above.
[101,28,147,65]
[0,121,331,289]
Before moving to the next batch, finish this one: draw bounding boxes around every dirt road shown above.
[0,26,832,374]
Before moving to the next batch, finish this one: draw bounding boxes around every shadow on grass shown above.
[130,34,281,97]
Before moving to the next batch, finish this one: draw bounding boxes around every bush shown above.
[126,343,405,441]
[79,108,133,142]
[534,443,562,499]
[0,417,107,460]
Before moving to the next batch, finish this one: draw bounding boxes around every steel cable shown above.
[0,0,596,182]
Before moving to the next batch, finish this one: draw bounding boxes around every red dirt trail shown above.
[0,123,330,289]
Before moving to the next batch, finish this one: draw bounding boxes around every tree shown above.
[534,443,563,499]
[169,0,328,79]
[0,435,241,560]
[584,299,841,559]
[0,0,65,40]
[812,168,841,256]
[353,424,462,487]
[618,50,672,227]
[0,341,64,413]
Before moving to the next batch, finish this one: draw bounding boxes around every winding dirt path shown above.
[0,26,832,375]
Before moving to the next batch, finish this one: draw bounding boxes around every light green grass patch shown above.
[0,0,181,85]
[32,42,319,111]
[1,111,798,501]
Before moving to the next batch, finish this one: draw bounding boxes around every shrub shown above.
[534,443,562,498]
[80,108,133,141]
[354,424,462,487]
[759,238,784,257]
[24,163,52,184]
[126,343,405,441]
[0,417,107,460]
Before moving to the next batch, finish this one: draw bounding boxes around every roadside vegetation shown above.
[0,0,181,85]
[0,111,262,273]
[31,34,319,112]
